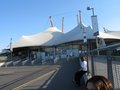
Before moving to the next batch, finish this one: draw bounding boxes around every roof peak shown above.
[45,26,62,32]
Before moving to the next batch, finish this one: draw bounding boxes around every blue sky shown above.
[0,0,120,49]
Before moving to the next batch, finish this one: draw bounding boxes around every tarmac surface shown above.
[0,59,85,90]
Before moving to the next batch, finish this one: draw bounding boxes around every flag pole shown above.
[10,38,12,60]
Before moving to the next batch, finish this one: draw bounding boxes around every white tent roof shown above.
[13,27,63,48]
[13,23,120,49]
[98,31,120,39]
[104,31,120,37]
[56,24,96,44]
[57,24,120,44]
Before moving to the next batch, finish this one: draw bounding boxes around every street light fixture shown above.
[87,6,95,16]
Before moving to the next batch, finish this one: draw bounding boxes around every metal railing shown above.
[87,43,120,90]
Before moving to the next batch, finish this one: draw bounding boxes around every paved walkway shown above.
[0,59,85,90]
[34,59,85,90]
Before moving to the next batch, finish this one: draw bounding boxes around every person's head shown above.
[80,56,84,61]
[85,75,113,90]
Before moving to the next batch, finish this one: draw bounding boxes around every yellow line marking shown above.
[13,69,57,90]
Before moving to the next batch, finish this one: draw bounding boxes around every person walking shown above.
[73,56,87,86]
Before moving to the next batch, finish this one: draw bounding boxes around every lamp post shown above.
[87,6,100,76]
[87,6,99,55]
